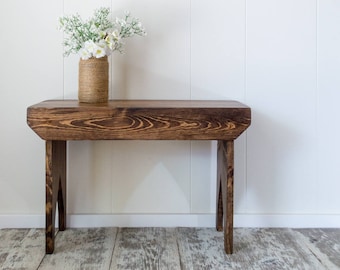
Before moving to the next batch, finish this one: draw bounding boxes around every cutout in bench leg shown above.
[216,142,223,232]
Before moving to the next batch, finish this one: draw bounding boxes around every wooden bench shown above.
[27,100,251,254]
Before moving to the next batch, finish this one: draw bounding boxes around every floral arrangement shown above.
[58,7,146,60]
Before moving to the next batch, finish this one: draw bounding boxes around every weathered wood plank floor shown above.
[0,227,339,269]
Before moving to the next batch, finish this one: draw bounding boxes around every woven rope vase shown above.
[78,56,109,103]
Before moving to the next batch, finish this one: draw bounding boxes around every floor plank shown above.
[110,228,181,270]
[176,228,326,270]
[38,228,117,270]
[294,228,340,269]
[0,229,45,270]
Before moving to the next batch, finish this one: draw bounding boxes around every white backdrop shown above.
[1,0,340,228]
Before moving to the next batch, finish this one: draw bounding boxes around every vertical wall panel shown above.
[190,141,217,213]
[0,0,63,214]
[111,0,190,100]
[191,0,246,100]
[317,0,340,213]
[67,141,112,214]
[191,0,247,213]
[110,0,191,213]
[111,141,191,213]
[246,0,318,213]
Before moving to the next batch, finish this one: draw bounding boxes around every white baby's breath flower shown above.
[90,24,98,33]
[116,18,126,27]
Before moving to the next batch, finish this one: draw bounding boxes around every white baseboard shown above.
[1,214,340,229]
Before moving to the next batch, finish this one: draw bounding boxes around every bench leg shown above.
[45,140,67,254]
[216,140,234,254]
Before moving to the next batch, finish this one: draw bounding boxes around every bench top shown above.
[27,100,251,140]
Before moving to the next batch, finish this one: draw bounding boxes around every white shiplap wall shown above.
[0,0,340,228]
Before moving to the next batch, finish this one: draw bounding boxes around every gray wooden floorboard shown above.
[38,228,117,270]
[176,228,326,270]
[0,228,45,270]
[1,227,339,269]
[110,228,180,270]
[294,228,340,269]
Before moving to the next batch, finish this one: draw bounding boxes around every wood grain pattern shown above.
[27,100,251,141]
[216,140,234,254]
[45,140,66,254]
